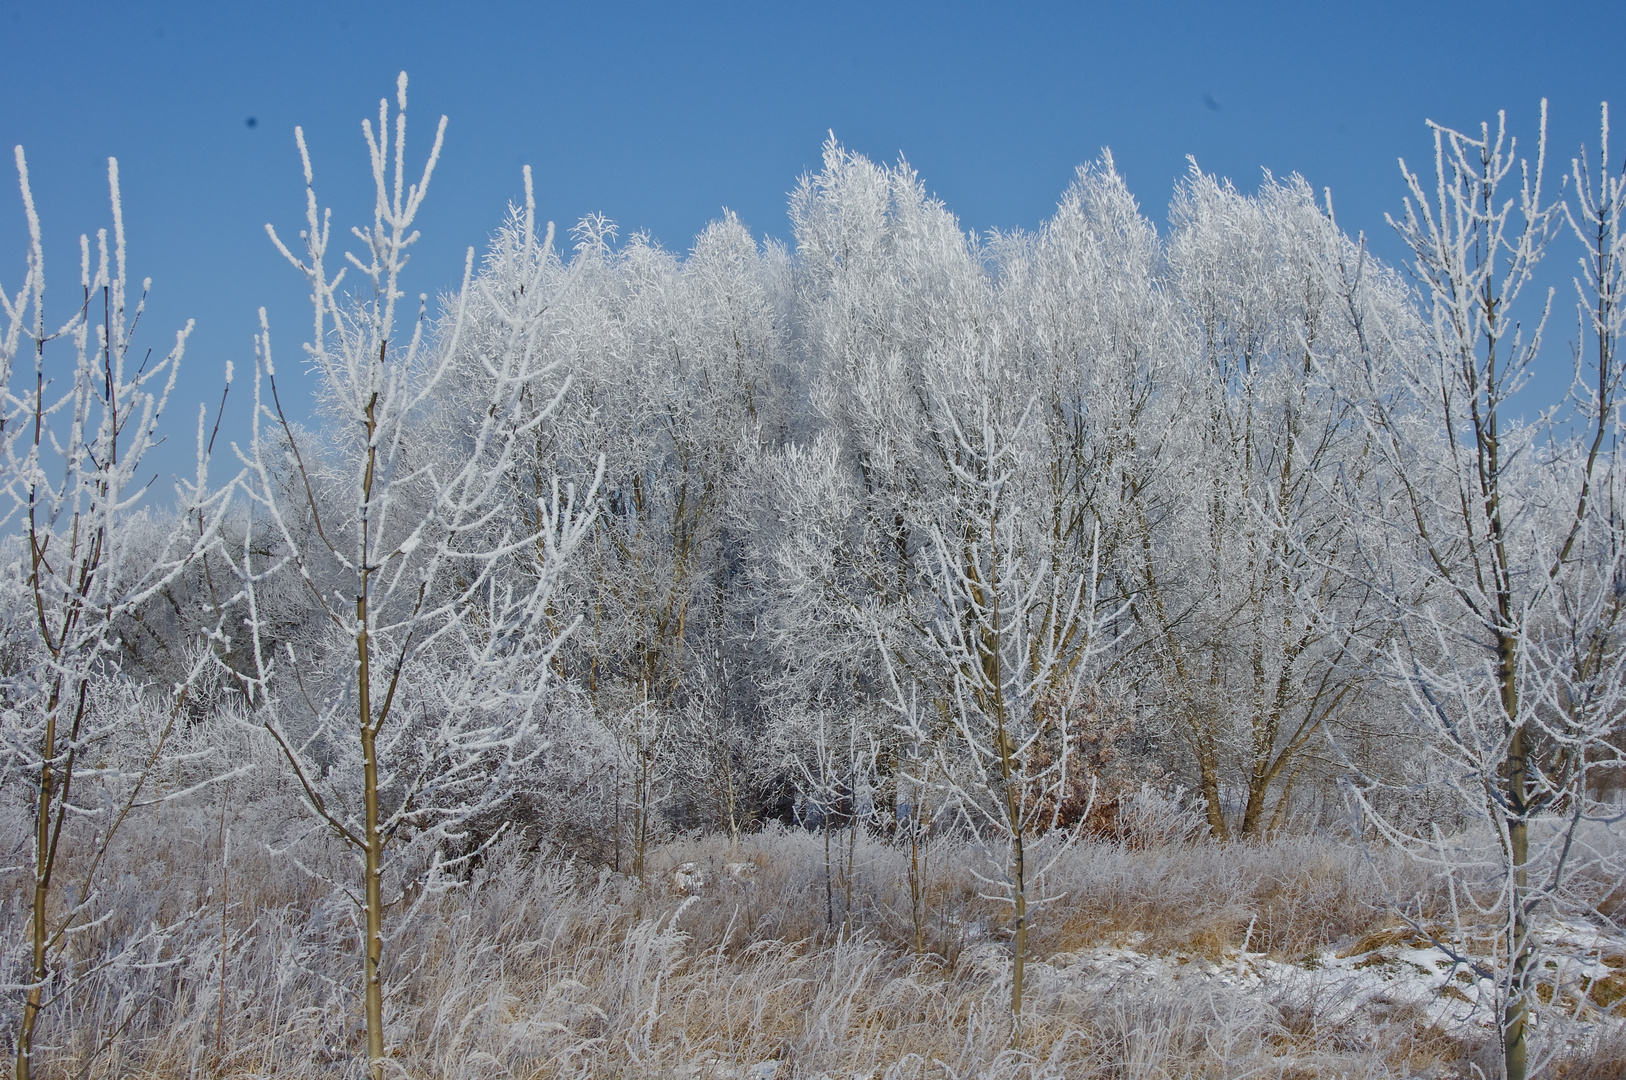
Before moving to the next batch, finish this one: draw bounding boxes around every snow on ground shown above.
[675,920,1625,1080]
[1024,918,1625,1051]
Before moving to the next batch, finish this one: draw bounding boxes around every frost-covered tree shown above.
[989,156,1184,817]
[233,77,594,1080]
[1344,102,1626,1080]
[758,139,989,783]
[760,142,1140,1029]
[1139,168,1406,838]
[882,333,1124,1039]
[514,211,790,845]
[0,149,234,1080]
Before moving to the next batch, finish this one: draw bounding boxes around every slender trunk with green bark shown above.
[358,389,385,1080]
[359,600,384,1080]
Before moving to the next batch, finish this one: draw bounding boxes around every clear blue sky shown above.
[2,0,1622,487]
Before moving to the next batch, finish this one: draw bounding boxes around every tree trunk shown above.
[1009,826,1027,1044]
[358,600,385,1080]
[16,718,53,1080]
[1239,767,1271,839]
[843,811,857,939]
[1192,732,1229,841]
[1501,631,1528,1080]
[908,815,925,955]
[997,708,1027,1045]
[16,674,72,1080]
[823,814,834,931]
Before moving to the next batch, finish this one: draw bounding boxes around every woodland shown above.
[1,77,1624,1079]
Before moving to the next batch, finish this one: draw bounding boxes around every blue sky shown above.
[2,0,1622,486]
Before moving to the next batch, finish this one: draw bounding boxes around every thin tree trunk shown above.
[823,813,834,931]
[905,773,927,955]
[994,696,1026,1043]
[843,813,857,939]
[1009,826,1027,1043]
[908,816,925,954]
[215,785,231,1070]
[17,712,53,1080]
[1501,631,1529,1080]
[358,598,385,1080]
[17,672,78,1080]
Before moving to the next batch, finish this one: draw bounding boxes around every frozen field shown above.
[10,809,1622,1079]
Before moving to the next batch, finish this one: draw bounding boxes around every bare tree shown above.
[1344,102,1626,1080]
[881,332,1123,1042]
[0,148,235,1080]
[233,76,595,1080]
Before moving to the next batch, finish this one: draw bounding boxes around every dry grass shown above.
[4,795,1622,1079]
